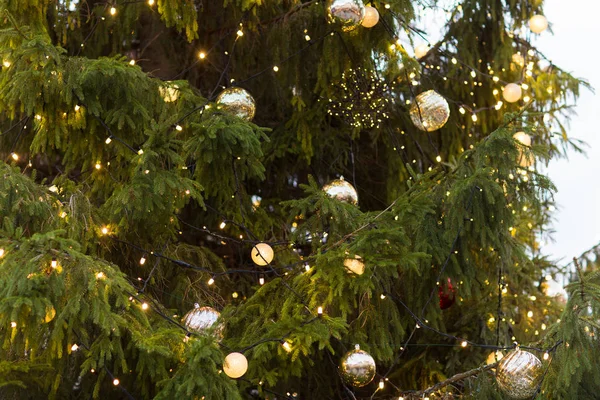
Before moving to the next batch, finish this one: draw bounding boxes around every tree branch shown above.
[408,362,497,398]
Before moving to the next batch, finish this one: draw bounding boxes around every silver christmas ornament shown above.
[339,344,376,387]
[328,0,365,31]
[496,348,543,399]
[409,90,450,132]
[323,177,358,205]
[216,87,256,121]
[182,305,223,337]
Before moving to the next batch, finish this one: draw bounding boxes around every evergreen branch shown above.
[408,362,497,398]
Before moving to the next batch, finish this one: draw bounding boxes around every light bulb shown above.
[51,258,58,268]
[414,44,429,59]
[139,256,146,265]
[361,6,379,28]
[251,243,274,266]
[223,352,248,378]
[502,83,522,103]
[529,15,548,34]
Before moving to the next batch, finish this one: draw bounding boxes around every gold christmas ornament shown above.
[340,344,376,387]
[502,83,522,103]
[216,87,256,121]
[496,348,543,399]
[414,43,430,59]
[361,6,379,28]
[159,83,180,103]
[344,255,365,275]
[409,90,450,132]
[251,242,274,266]
[223,352,248,378]
[529,15,548,34]
[182,305,223,336]
[328,0,365,31]
[323,177,358,205]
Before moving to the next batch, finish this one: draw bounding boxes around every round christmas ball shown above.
[216,87,256,121]
[223,352,248,378]
[182,305,223,336]
[502,83,522,103]
[410,90,450,132]
[344,256,365,275]
[513,132,532,147]
[328,0,365,31]
[251,242,274,266]
[323,177,358,205]
[414,43,430,59]
[496,348,543,399]
[361,6,379,28]
[340,345,376,387]
[529,15,548,34]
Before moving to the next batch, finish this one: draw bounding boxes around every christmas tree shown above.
[0,0,598,399]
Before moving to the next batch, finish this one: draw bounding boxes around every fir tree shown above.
[0,0,595,399]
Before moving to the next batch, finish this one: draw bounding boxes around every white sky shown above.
[535,0,600,265]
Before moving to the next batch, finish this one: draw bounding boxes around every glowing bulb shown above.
[219,221,226,229]
[138,149,144,155]
[0,249,4,257]
[543,352,549,360]
[232,292,239,298]
[414,44,429,59]
[237,30,244,37]
[51,258,58,268]
[2,60,10,68]
[141,302,149,310]
[258,275,265,286]
[317,306,323,315]
[74,105,80,111]
[199,51,206,59]
[208,277,215,285]
[139,257,146,265]
[379,380,384,389]
[11,153,19,161]
[527,311,533,318]
[148,0,154,4]
[223,352,248,378]
[96,272,105,279]
[461,341,468,348]
[95,162,101,170]
[110,7,116,15]
[71,344,79,351]
[101,227,109,235]
[10,322,16,328]
[273,66,279,72]
[113,378,120,386]
[282,341,292,352]
[251,243,274,266]
[175,125,183,132]
[105,137,112,144]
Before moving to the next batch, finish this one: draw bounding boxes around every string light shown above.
[71,344,79,351]
[199,51,206,59]
[273,66,279,72]
[0,249,4,258]
[10,322,16,328]
[110,7,116,16]
[282,341,292,352]
[129,59,135,66]
[148,0,154,5]
[74,105,80,112]
[379,379,385,390]
[11,153,18,161]
[113,378,120,386]
[51,258,58,269]
[219,221,226,229]
[101,226,109,235]
[237,29,244,37]
[141,302,149,310]
[317,306,323,315]
[95,162,101,170]
[258,274,265,286]
[105,137,112,144]
[96,272,105,280]
[208,277,215,285]
[461,340,468,348]
[139,256,146,265]
[543,352,549,360]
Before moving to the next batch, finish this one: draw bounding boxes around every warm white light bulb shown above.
[223,352,248,378]
[529,15,548,34]
[251,243,274,266]
[414,44,429,59]
[502,83,522,103]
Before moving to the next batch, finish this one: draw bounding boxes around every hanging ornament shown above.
[251,242,274,266]
[344,255,365,275]
[328,0,365,31]
[223,352,248,378]
[159,82,180,103]
[339,344,376,387]
[502,83,522,103]
[513,132,532,147]
[216,87,256,121]
[438,278,456,310]
[410,90,450,132]
[361,6,379,28]
[323,177,359,205]
[528,15,548,34]
[182,305,223,337]
[496,348,543,399]
[514,132,534,168]
[414,43,430,59]
[326,67,392,128]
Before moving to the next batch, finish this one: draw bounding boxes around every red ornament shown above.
[438,278,456,310]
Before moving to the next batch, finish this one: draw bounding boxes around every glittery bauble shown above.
[328,0,365,31]
[438,278,456,310]
[182,305,223,336]
[251,242,274,266]
[344,256,365,275]
[503,83,522,103]
[223,352,248,378]
[410,90,450,132]
[323,178,358,205]
[340,345,376,387]
[529,15,548,34]
[216,87,256,121]
[496,349,543,399]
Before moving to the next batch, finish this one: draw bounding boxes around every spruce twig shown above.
[409,362,498,398]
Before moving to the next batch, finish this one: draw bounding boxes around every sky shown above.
[535,0,600,265]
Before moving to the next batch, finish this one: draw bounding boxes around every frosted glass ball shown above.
[414,44,430,59]
[528,15,548,34]
[502,83,522,103]
[361,6,379,28]
[251,242,274,266]
[223,352,248,378]
[513,132,532,147]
